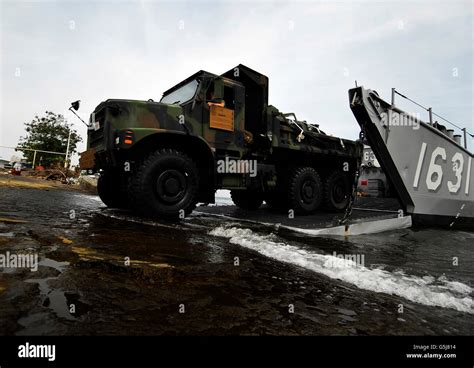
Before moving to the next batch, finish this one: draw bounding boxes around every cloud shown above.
[1,0,472,162]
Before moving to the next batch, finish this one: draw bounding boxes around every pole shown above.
[64,129,72,168]
[462,128,467,149]
[0,146,67,155]
[68,107,89,127]
[428,108,433,125]
[32,150,37,170]
[391,88,395,107]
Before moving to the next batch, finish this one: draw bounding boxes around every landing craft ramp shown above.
[193,197,412,236]
[349,86,473,229]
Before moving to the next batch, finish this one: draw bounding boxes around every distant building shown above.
[0,158,10,168]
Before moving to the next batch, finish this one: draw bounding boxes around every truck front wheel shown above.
[323,170,351,211]
[130,149,199,219]
[231,190,263,210]
[288,167,322,215]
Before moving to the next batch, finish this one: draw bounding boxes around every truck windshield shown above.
[160,79,199,105]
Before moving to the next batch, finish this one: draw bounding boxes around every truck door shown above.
[203,79,246,156]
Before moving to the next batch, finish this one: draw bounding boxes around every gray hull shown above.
[349,87,473,228]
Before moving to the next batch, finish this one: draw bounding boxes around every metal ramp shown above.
[194,197,411,236]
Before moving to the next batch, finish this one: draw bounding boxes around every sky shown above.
[1,0,473,164]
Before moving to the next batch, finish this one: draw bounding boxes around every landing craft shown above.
[349,86,473,228]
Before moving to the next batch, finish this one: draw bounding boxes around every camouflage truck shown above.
[79,64,362,219]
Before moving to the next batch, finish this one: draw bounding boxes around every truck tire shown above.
[231,190,263,210]
[324,170,351,211]
[97,170,129,209]
[288,167,322,215]
[130,149,199,219]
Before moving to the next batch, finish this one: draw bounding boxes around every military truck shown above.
[79,64,361,219]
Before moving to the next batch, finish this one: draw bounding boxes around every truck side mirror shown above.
[71,100,81,111]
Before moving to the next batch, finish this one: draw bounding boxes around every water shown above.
[209,226,472,314]
[210,191,473,315]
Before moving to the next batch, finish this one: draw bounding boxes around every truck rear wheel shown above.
[230,190,263,210]
[130,149,199,219]
[288,167,322,215]
[324,170,351,211]
[97,170,129,209]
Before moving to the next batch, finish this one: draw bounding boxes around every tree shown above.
[18,111,82,168]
